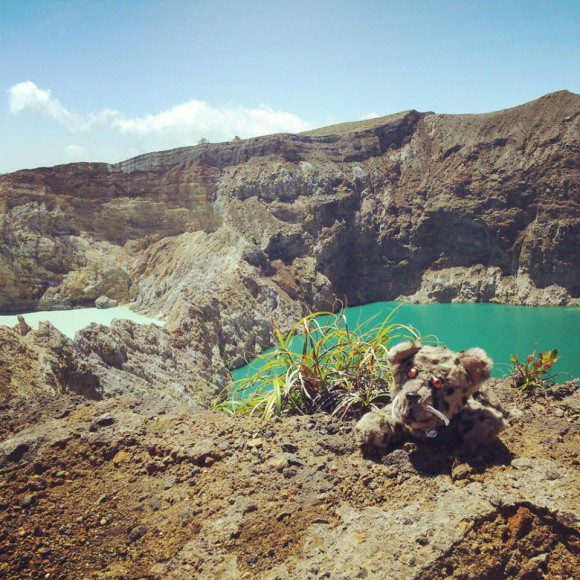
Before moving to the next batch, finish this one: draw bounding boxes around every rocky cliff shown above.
[1,91,578,341]
[1,91,579,578]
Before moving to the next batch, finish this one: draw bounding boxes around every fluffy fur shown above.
[355,342,505,450]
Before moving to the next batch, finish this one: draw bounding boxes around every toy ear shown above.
[459,347,493,386]
[387,341,422,368]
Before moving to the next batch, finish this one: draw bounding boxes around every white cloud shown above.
[65,145,87,158]
[112,100,309,141]
[9,81,89,132]
[8,81,310,149]
[360,112,380,120]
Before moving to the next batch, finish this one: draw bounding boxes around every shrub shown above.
[509,348,559,392]
[215,307,418,420]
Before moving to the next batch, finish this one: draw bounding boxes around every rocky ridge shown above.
[1,92,579,577]
[0,318,220,407]
[1,92,578,386]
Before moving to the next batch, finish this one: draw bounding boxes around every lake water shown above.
[232,302,580,383]
[0,307,163,339]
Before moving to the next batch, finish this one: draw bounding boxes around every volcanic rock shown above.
[0,382,577,577]
[0,91,578,390]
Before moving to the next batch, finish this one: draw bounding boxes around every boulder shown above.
[95,295,118,309]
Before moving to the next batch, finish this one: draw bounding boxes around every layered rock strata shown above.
[0,90,578,396]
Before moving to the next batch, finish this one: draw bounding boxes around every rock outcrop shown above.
[0,320,221,407]
[1,91,579,578]
[0,322,101,401]
[95,295,118,309]
[1,91,578,379]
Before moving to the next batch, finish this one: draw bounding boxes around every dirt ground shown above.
[0,381,578,578]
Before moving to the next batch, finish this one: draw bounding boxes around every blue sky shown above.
[1,0,578,173]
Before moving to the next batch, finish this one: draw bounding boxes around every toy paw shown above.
[355,411,394,448]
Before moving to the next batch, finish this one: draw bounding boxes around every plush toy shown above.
[355,342,505,450]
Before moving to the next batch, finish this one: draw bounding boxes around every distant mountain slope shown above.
[300,110,410,137]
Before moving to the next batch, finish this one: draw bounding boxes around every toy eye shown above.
[432,377,443,389]
[407,367,418,378]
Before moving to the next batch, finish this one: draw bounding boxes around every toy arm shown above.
[355,405,405,449]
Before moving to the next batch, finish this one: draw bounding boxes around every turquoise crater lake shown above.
[232,302,580,383]
[0,307,163,339]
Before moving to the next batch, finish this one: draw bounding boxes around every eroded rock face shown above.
[0,91,580,320]
[0,323,101,401]
[0,320,220,407]
[0,90,579,393]
[401,266,578,306]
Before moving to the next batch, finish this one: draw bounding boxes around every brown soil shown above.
[427,506,579,579]
[0,382,578,578]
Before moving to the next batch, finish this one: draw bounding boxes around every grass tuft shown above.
[215,306,418,420]
[508,348,560,392]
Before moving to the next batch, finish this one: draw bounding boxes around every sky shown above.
[1,0,578,173]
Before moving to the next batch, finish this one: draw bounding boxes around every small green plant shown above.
[509,348,559,391]
[215,306,418,420]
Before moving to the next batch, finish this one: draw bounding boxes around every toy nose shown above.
[406,392,421,404]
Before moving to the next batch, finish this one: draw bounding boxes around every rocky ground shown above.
[1,91,579,578]
[0,381,578,578]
